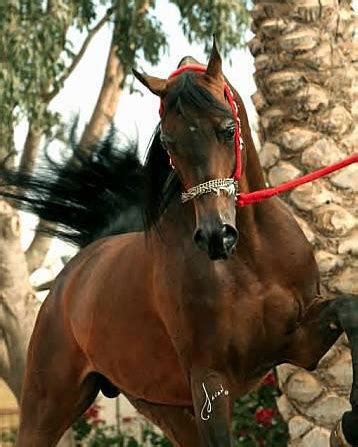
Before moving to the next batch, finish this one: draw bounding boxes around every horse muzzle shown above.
[194,223,238,260]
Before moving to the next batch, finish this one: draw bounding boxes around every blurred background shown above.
[0,1,356,446]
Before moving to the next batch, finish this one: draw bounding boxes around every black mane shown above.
[0,71,234,247]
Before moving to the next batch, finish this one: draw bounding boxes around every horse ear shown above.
[132,69,167,96]
[206,36,223,80]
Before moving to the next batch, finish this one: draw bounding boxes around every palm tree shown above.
[250,0,357,445]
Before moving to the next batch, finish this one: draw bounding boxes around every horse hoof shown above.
[330,419,353,447]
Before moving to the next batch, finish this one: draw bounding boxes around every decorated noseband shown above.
[159,64,243,204]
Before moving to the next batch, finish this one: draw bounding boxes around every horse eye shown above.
[160,134,176,153]
[223,126,235,142]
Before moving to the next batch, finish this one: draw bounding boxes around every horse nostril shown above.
[221,224,238,252]
[193,228,207,250]
[194,224,238,258]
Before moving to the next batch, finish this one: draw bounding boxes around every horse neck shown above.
[234,88,268,231]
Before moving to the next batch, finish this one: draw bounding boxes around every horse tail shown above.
[0,131,145,247]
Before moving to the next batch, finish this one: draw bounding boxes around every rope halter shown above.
[159,64,243,204]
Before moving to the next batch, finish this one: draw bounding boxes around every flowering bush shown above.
[72,404,169,447]
[73,371,287,446]
[232,371,288,446]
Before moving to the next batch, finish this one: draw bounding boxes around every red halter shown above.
[159,64,357,207]
[159,64,242,181]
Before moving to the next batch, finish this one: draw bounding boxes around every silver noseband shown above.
[181,178,239,203]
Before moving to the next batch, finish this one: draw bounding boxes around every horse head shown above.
[133,39,244,260]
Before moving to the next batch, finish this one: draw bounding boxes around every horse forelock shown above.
[164,72,231,120]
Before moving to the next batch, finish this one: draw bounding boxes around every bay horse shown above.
[3,40,358,447]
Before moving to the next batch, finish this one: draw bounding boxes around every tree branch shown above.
[45,8,113,102]
[0,295,26,401]
[35,279,53,292]
[25,224,53,274]
[0,339,10,383]
[79,35,125,149]
[19,123,42,173]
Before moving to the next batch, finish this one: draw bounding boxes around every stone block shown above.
[289,415,313,440]
[266,70,305,96]
[338,230,358,256]
[277,364,299,387]
[286,370,323,404]
[331,163,358,192]
[325,350,353,390]
[330,267,358,294]
[268,162,301,187]
[320,106,353,135]
[260,107,285,130]
[301,427,331,447]
[302,139,344,170]
[305,393,350,426]
[280,28,319,52]
[277,394,296,421]
[290,183,333,211]
[314,204,356,236]
[276,127,317,152]
[296,85,329,111]
[315,250,344,274]
[259,142,280,168]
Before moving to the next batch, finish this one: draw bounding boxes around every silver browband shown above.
[181,178,239,203]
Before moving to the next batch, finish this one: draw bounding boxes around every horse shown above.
[3,39,358,447]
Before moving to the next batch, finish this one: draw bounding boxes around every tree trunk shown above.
[79,36,125,149]
[250,0,356,445]
[0,200,39,401]
[0,25,126,447]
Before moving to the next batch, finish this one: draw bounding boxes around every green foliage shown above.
[71,372,287,447]
[0,428,17,444]
[113,0,167,74]
[72,404,170,446]
[171,0,251,56]
[0,0,251,156]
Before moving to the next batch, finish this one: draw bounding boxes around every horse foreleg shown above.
[286,294,358,447]
[127,396,200,447]
[15,301,100,447]
[190,368,233,447]
[284,295,342,370]
[324,295,358,446]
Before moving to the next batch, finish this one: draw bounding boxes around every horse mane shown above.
[0,129,146,247]
[0,71,244,247]
[143,126,180,232]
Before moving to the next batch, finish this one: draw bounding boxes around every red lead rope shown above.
[237,154,357,207]
[160,65,357,208]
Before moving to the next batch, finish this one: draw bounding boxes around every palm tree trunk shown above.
[250,0,356,445]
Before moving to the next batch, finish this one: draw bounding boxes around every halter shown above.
[159,64,242,204]
[159,65,358,207]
